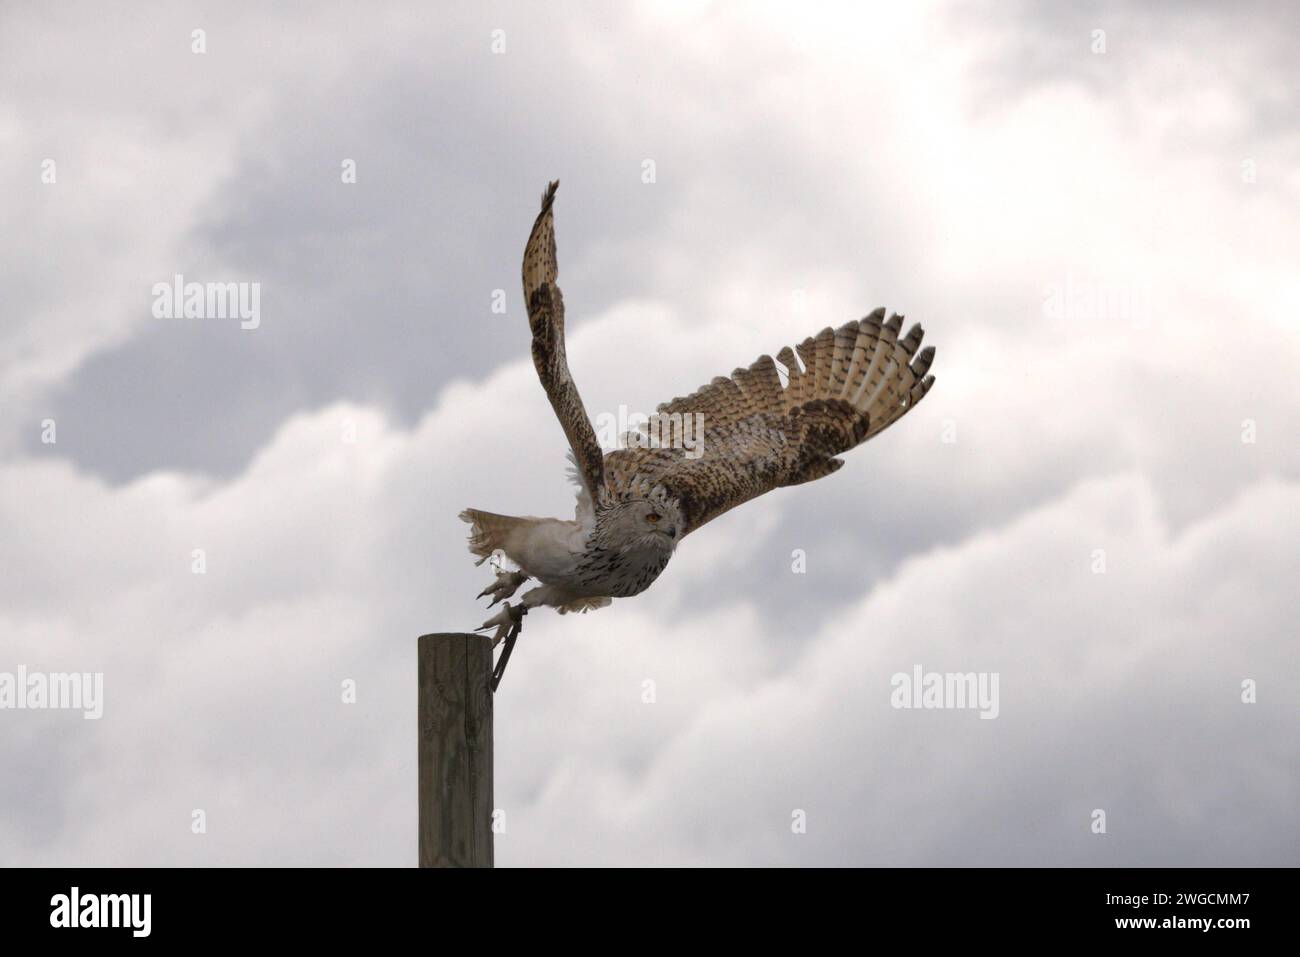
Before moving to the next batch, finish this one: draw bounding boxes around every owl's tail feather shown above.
[459,508,530,566]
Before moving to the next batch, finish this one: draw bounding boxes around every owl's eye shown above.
[645,513,661,523]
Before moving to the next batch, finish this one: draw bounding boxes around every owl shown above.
[462,182,937,687]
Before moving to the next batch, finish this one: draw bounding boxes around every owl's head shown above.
[600,496,684,552]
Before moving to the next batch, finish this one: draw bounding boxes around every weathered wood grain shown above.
[418,633,494,868]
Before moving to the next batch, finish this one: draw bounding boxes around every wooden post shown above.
[418,633,494,867]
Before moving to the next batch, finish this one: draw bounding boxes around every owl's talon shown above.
[476,569,528,605]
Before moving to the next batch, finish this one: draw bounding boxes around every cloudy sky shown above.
[2,1,1297,866]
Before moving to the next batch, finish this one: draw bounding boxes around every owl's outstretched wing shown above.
[522,181,606,510]
[602,310,936,536]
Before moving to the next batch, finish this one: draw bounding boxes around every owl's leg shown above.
[476,583,565,640]
[476,567,529,606]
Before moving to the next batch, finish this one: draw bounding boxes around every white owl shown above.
[462,182,937,687]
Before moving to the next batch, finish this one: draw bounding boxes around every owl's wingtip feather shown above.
[541,179,559,210]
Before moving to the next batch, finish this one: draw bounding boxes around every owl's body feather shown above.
[463,181,937,645]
